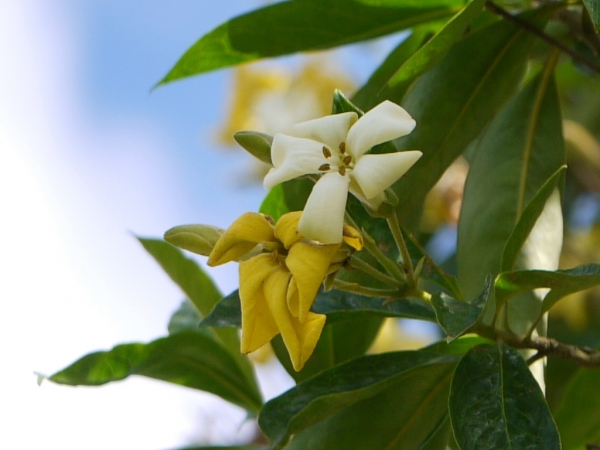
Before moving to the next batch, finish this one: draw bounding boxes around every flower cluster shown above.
[208,211,361,371]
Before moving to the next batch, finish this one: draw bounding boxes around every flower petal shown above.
[342,224,363,250]
[286,240,340,322]
[346,101,416,157]
[299,172,350,244]
[264,134,330,189]
[239,255,282,354]
[208,212,276,266]
[264,270,326,371]
[274,211,303,249]
[290,112,357,151]
[351,151,422,200]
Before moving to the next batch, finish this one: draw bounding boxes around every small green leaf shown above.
[583,0,600,33]
[233,131,273,165]
[385,0,486,96]
[259,178,313,222]
[501,166,567,272]
[495,263,600,316]
[554,365,600,449]
[201,290,242,328]
[432,275,490,341]
[449,343,561,450]
[259,350,459,450]
[167,299,203,334]
[158,0,466,85]
[164,224,224,257]
[50,332,263,415]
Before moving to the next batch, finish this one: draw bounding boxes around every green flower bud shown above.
[164,224,225,256]
[233,131,273,165]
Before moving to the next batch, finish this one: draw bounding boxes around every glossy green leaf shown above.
[449,343,561,450]
[259,350,459,450]
[501,165,567,272]
[583,0,600,32]
[495,263,600,317]
[385,0,485,96]
[554,365,600,449]
[456,59,566,333]
[259,178,313,222]
[202,288,436,329]
[138,238,256,386]
[49,332,263,415]
[394,6,556,229]
[432,275,490,341]
[159,0,466,85]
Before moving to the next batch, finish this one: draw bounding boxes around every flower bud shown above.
[233,131,273,165]
[164,224,224,256]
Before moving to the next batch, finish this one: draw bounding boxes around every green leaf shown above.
[583,0,600,33]
[501,165,567,272]
[259,350,458,450]
[432,275,490,341]
[554,365,600,449]
[167,299,203,334]
[456,58,566,333]
[201,289,437,329]
[259,178,313,222]
[138,238,256,387]
[394,6,556,229]
[495,263,600,316]
[233,131,273,165]
[449,343,561,450]
[159,0,467,85]
[50,332,263,415]
[385,0,486,98]
[352,24,441,111]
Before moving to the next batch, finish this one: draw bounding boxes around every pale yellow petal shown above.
[286,240,340,322]
[239,255,281,354]
[351,151,422,200]
[346,100,416,157]
[290,112,357,151]
[298,172,350,244]
[264,134,330,189]
[264,272,326,371]
[342,224,363,250]
[208,212,275,266]
[274,211,303,249]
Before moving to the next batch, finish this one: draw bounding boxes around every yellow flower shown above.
[208,211,361,371]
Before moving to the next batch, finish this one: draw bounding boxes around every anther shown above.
[318,164,331,171]
[322,146,332,158]
[339,142,346,154]
[338,166,346,176]
[343,155,352,165]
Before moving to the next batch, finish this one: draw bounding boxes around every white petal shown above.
[351,151,422,199]
[264,134,330,189]
[346,101,416,157]
[298,172,350,244]
[291,112,357,151]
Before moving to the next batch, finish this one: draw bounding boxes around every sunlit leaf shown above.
[50,332,263,415]
[583,0,600,32]
[449,343,561,449]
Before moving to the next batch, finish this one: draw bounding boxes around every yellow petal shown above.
[274,211,303,248]
[264,271,326,371]
[239,255,281,354]
[208,212,276,266]
[342,224,363,250]
[286,240,340,322]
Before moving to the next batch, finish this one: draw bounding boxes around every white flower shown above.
[263,100,422,244]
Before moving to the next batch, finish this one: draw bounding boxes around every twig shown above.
[504,333,600,367]
[485,1,600,74]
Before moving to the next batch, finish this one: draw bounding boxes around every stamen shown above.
[318,164,331,171]
[339,142,346,154]
[343,155,352,166]
[322,146,332,158]
[338,166,346,176]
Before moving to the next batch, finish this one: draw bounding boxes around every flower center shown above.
[318,142,354,176]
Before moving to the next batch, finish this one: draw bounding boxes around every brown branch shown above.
[503,333,600,367]
[485,1,600,75]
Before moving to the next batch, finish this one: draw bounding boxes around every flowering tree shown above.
[47,1,600,449]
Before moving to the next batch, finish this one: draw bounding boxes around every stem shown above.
[387,213,415,284]
[345,212,406,281]
[485,1,600,75]
[332,279,406,299]
[349,256,404,288]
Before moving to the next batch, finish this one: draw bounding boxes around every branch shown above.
[485,1,600,75]
[504,333,600,367]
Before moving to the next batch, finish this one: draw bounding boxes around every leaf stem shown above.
[387,213,415,285]
[349,255,404,288]
[332,279,406,299]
